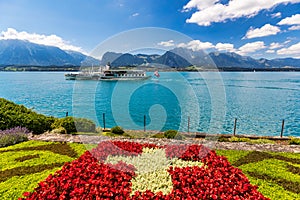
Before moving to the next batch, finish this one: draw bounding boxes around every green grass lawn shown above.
[0,140,299,199]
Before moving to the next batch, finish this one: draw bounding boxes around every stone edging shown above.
[28,133,300,153]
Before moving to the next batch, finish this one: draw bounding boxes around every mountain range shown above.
[0,39,99,66]
[103,48,300,69]
[1,39,300,70]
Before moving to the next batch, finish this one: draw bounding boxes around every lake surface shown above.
[0,71,299,137]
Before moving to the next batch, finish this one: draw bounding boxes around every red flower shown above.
[20,141,269,200]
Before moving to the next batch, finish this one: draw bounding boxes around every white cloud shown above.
[215,42,235,51]
[237,41,266,55]
[0,28,84,53]
[183,0,219,11]
[244,24,280,39]
[277,42,300,58]
[158,40,235,53]
[266,49,275,53]
[288,25,300,30]
[269,42,283,49]
[158,40,175,47]
[271,12,282,18]
[184,0,300,26]
[278,14,300,25]
[284,39,292,44]
[132,13,139,17]
[177,40,214,51]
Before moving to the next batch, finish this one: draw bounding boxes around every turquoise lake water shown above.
[0,71,299,136]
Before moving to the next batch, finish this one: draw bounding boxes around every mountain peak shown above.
[0,39,100,66]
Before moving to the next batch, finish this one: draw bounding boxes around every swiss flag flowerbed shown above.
[20,141,268,200]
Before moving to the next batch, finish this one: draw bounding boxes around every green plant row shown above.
[216,150,300,199]
[0,141,87,199]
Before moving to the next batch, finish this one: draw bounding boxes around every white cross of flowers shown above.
[105,147,203,195]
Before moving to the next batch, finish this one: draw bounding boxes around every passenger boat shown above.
[64,67,151,81]
[100,70,150,81]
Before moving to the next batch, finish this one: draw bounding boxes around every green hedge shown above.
[110,126,124,135]
[0,98,54,134]
[163,130,182,139]
[51,117,96,134]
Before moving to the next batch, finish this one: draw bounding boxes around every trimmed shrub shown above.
[217,136,230,142]
[51,117,96,134]
[51,117,76,134]
[51,127,67,134]
[289,137,300,145]
[164,130,178,139]
[0,98,55,134]
[249,139,275,144]
[151,133,165,139]
[229,137,251,143]
[74,118,96,133]
[111,126,124,135]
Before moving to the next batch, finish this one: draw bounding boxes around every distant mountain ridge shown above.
[0,39,100,66]
[101,48,300,69]
[0,39,300,69]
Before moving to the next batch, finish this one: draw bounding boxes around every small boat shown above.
[65,72,79,80]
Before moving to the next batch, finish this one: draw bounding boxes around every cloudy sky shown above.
[0,0,300,58]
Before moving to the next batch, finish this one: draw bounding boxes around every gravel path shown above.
[29,133,300,153]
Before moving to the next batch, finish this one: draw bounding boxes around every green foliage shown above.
[0,141,86,199]
[289,137,300,145]
[0,98,55,134]
[229,137,251,142]
[217,150,300,199]
[95,127,103,133]
[216,150,251,164]
[110,126,124,135]
[0,134,28,148]
[163,130,182,139]
[151,132,165,139]
[0,168,61,200]
[217,136,230,142]
[74,118,96,133]
[51,117,96,134]
[218,136,276,144]
[248,139,276,144]
[50,127,67,134]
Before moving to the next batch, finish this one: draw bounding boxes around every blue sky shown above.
[0,0,300,59]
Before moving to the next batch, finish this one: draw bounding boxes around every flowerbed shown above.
[20,141,268,199]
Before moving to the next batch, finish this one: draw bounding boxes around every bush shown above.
[51,117,96,134]
[75,118,96,133]
[217,136,230,142]
[164,130,182,139]
[111,126,124,135]
[0,127,29,147]
[289,137,300,145]
[0,98,55,134]
[151,133,165,138]
[229,137,251,143]
[51,127,67,134]
[248,139,275,144]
